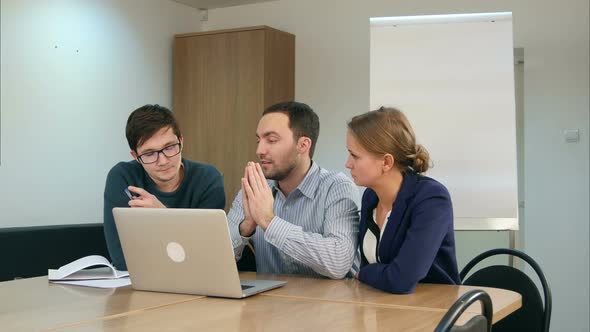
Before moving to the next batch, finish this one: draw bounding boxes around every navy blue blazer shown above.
[357,171,460,294]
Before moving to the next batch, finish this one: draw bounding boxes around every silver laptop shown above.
[112,208,286,298]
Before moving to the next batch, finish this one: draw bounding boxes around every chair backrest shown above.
[236,242,256,272]
[460,248,552,332]
[0,223,110,281]
[434,289,493,332]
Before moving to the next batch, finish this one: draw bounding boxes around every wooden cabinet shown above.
[173,26,295,209]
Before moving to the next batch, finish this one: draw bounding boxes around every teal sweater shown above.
[103,158,225,270]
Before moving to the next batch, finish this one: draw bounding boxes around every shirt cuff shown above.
[264,216,297,250]
[239,220,256,239]
[229,221,247,248]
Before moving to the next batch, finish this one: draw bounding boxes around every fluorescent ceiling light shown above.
[370,12,512,27]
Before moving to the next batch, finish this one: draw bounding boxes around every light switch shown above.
[563,129,580,143]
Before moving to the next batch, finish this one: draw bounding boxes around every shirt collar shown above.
[270,161,320,199]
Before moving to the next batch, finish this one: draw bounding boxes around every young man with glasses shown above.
[103,104,225,271]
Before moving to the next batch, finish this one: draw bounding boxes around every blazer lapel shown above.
[378,171,420,261]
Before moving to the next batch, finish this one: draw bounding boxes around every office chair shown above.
[434,289,493,332]
[460,248,552,332]
[236,242,256,272]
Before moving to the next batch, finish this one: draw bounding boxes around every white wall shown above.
[202,0,590,331]
[0,0,202,227]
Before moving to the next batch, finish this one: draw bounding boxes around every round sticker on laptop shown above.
[166,242,186,263]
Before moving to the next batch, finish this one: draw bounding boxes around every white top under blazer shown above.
[362,209,391,264]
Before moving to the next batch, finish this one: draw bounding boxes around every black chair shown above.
[236,242,256,272]
[0,223,110,281]
[460,248,552,332]
[434,289,493,332]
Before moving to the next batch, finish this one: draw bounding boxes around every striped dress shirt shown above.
[227,161,359,279]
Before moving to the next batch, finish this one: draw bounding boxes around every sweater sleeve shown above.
[103,164,131,271]
[195,166,226,209]
[358,187,453,293]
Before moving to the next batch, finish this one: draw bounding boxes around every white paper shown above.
[48,255,128,280]
[51,277,132,289]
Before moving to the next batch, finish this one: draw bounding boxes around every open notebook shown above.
[48,255,131,288]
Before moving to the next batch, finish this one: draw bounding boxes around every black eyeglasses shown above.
[137,142,182,164]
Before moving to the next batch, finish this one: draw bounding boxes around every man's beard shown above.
[266,161,297,181]
[264,153,299,181]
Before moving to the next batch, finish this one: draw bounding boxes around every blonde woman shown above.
[346,107,460,293]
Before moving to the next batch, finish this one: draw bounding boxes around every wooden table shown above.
[245,273,521,323]
[0,277,200,332]
[0,273,521,332]
[53,296,479,332]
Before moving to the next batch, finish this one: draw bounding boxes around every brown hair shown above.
[126,104,181,151]
[347,107,430,173]
[263,101,320,158]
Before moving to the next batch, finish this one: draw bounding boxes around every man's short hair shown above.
[126,104,181,151]
[263,101,320,158]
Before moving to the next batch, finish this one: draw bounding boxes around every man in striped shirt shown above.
[227,101,360,279]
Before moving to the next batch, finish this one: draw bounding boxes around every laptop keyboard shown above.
[241,285,255,290]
